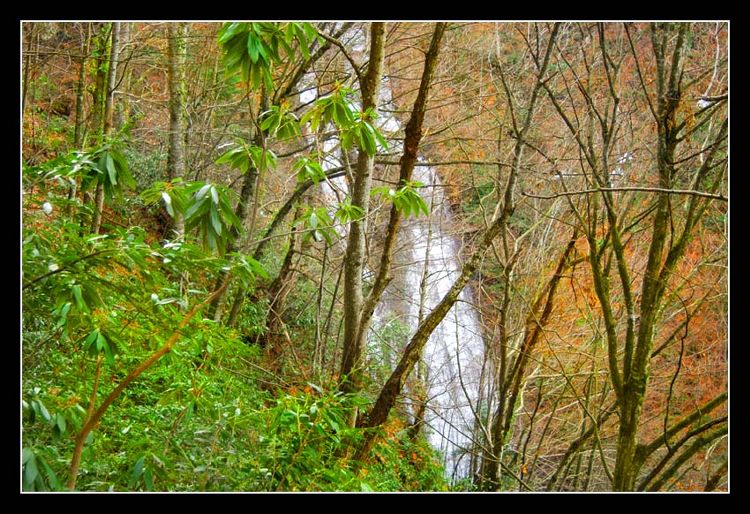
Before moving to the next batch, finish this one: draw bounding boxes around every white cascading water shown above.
[300,29,486,482]
[373,163,486,482]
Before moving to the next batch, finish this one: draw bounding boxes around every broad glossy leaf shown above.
[56,413,66,434]
[161,192,174,217]
[218,22,246,45]
[247,33,259,63]
[185,198,207,219]
[210,207,223,235]
[72,284,87,312]
[105,153,117,185]
[195,184,211,201]
[38,456,59,490]
[23,453,39,486]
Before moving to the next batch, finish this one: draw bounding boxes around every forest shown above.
[21,21,728,492]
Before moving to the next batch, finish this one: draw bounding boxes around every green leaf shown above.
[210,186,219,205]
[103,337,115,365]
[206,227,218,252]
[218,22,246,45]
[96,332,107,353]
[23,452,39,487]
[143,468,154,491]
[130,455,145,488]
[195,184,212,201]
[215,146,240,165]
[55,413,67,434]
[260,112,278,132]
[247,34,259,63]
[84,329,99,352]
[72,284,87,312]
[262,67,274,91]
[105,153,117,185]
[246,257,269,279]
[373,126,389,151]
[251,61,262,89]
[37,455,59,490]
[302,23,318,42]
[161,192,174,217]
[257,39,269,64]
[210,207,223,236]
[185,197,207,219]
[417,196,429,216]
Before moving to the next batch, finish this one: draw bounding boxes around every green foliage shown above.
[23,181,272,490]
[372,180,430,217]
[301,86,388,156]
[365,431,448,491]
[301,86,357,132]
[334,199,365,224]
[218,22,319,90]
[461,177,494,216]
[23,446,63,491]
[292,156,326,184]
[260,104,301,140]
[340,107,389,156]
[183,182,243,254]
[81,144,137,202]
[140,179,187,219]
[141,179,244,255]
[252,387,365,491]
[22,155,446,491]
[369,318,411,384]
[294,206,338,244]
[124,146,167,192]
[215,140,277,174]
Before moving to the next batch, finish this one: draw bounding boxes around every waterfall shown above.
[372,164,486,482]
[300,40,487,482]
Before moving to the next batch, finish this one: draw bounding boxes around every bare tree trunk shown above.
[166,22,187,239]
[22,23,36,116]
[73,23,90,149]
[356,22,446,366]
[91,22,119,235]
[114,22,132,131]
[339,23,386,421]
[67,23,92,214]
[88,23,108,148]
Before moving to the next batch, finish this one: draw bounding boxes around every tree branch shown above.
[522,187,727,202]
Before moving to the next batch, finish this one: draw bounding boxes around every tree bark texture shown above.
[167,22,188,239]
[339,23,386,410]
